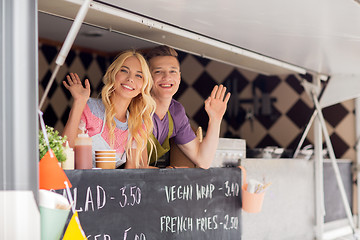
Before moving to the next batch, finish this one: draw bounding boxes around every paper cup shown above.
[39,189,70,210]
[95,153,116,158]
[95,157,116,169]
[40,206,70,240]
[96,161,116,169]
[242,183,265,213]
[39,190,70,240]
[238,166,265,213]
[95,150,116,159]
[95,150,116,154]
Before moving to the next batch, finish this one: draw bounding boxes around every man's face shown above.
[149,56,181,100]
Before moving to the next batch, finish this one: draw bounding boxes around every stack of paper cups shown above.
[95,150,116,169]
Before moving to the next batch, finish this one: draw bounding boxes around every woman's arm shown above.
[124,148,158,169]
[62,73,91,147]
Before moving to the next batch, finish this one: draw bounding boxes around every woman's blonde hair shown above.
[101,50,156,168]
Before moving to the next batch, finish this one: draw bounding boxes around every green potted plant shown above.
[39,125,67,162]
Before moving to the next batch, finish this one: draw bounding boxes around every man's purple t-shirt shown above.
[152,99,196,145]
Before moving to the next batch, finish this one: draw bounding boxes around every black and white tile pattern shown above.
[39,41,356,161]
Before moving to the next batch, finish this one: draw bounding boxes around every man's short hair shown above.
[145,45,178,61]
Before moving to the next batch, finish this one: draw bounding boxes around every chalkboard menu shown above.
[59,168,242,239]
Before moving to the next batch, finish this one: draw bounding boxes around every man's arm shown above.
[177,85,230,169]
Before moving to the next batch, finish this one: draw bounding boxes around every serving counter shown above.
[58,157,352,240]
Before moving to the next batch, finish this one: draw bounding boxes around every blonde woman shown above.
[62,50,156,169]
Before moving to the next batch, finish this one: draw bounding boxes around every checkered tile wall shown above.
[39,42,110,130]
[39,41,356,161]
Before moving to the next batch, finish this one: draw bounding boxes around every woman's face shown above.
[113,56,144,100]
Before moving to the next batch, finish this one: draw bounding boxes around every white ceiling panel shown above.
[39,0,360,76]
[103,0,360,75]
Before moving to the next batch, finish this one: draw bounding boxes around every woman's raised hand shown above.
[63,73,91,102]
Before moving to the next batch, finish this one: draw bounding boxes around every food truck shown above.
[2,0,360,239]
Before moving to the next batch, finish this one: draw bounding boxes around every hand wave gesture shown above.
[204,85,231,122]
[63,73,91,102]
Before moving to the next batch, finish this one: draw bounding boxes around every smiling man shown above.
[146,45,230,169]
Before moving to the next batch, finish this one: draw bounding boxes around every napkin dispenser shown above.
[212,138,246,168]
